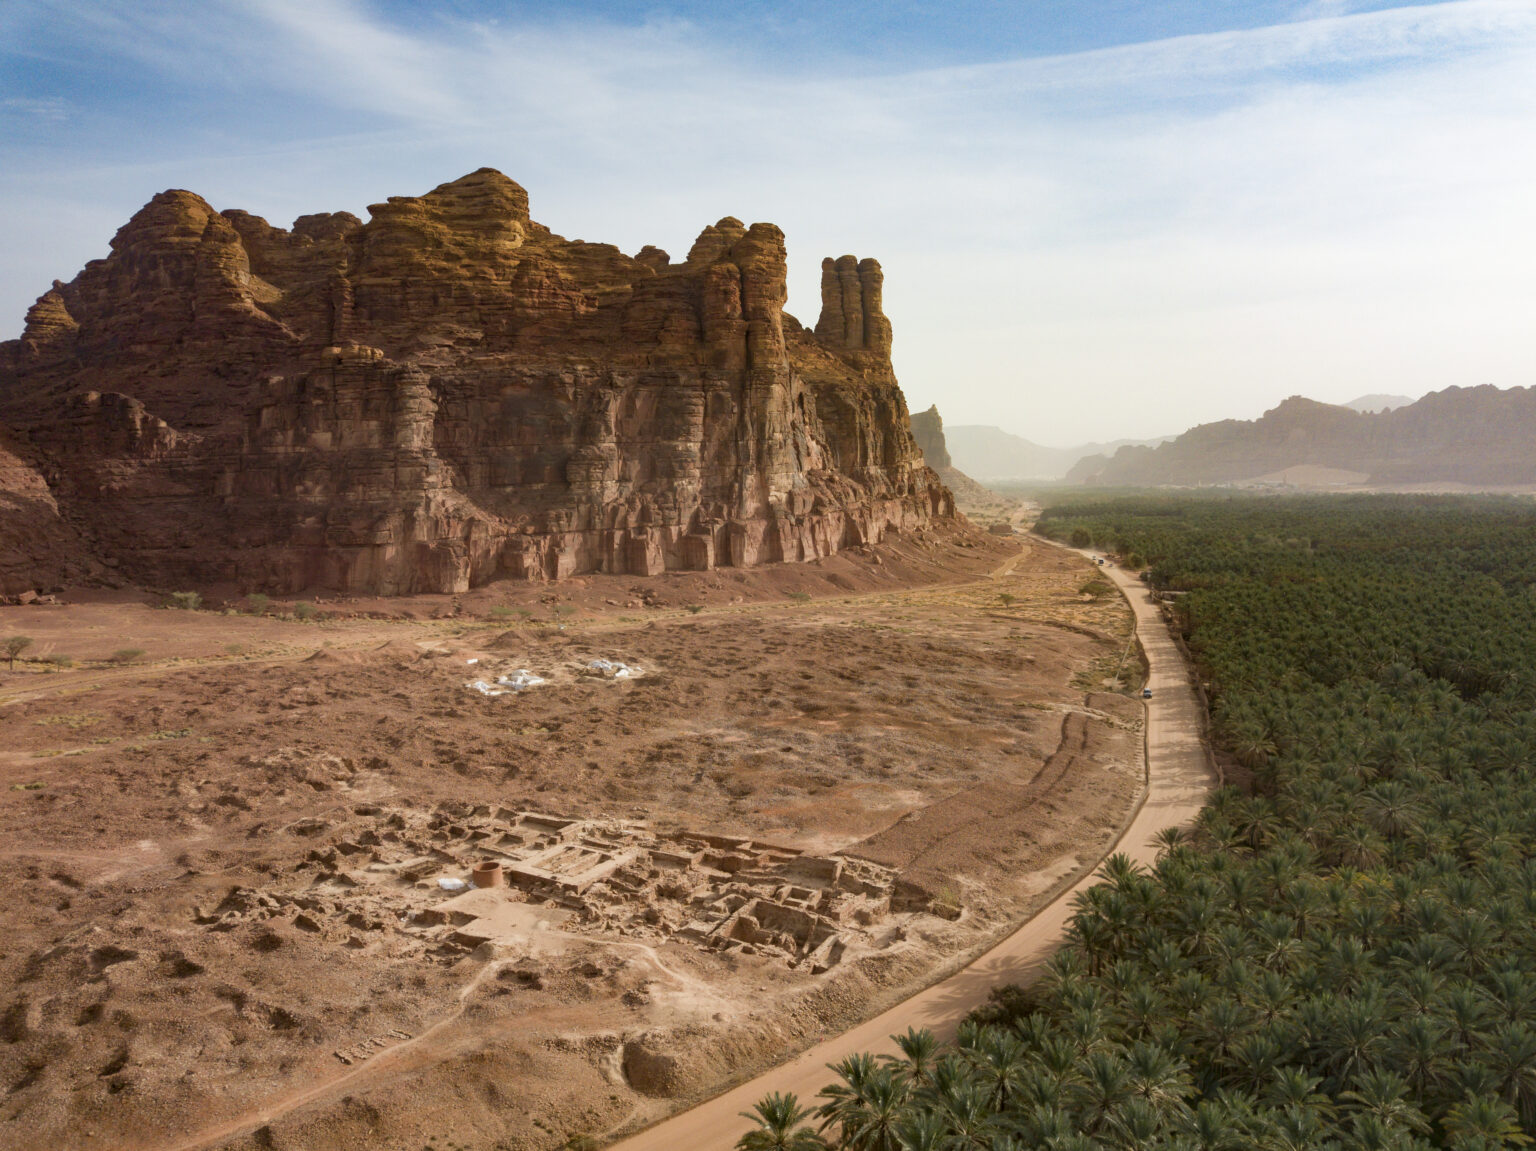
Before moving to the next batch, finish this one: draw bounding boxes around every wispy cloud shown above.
[1,96,69,121]
[2,1,1533,442]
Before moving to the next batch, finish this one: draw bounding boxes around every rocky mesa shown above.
[0,169,951,594]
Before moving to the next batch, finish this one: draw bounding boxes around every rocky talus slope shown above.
[0,169,951,594]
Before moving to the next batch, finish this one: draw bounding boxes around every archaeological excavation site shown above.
[0,172,1147,1150]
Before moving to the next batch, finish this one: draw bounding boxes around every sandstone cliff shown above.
[0,170,951,593]
[1069,389,1536,488]
[908,403,997,507]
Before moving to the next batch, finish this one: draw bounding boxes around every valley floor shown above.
[0,522,1144,1150]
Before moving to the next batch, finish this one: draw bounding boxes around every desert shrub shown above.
[786,591,812,602]
[166,591,201,611]
[107,648,145,664]
[686,604,704,614]
[2,634,32,668]
[292,601,317,621]
[244,592,270,613]
[1077,576,1114,598]
[489,605,516,619]
[41,653,73,668]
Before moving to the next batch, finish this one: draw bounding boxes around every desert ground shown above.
[0,520,1143,1151]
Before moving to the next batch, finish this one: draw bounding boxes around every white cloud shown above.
[3,0,1534,444]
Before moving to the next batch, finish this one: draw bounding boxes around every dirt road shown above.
[610,547,1215,1151]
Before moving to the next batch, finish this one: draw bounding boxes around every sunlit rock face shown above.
[0,169,952,593]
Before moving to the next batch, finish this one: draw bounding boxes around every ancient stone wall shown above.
[0,169,951,593]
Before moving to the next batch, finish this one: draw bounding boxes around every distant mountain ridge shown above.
[943,425,1171,482]
[1068,386,1536,487]
[1344,393,1415,413]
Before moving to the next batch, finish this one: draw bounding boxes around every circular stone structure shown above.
[471,861,504,889]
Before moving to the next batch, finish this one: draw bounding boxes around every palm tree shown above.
[738,1092,828,1151]
[1387,1015,1452,1103]
[1339,1068,1430,1135]
[1486,1020,1536,1129]
[884,1027,939,1088]
[829,1066,909,1151]
[889,1109,949,1151]
[1176,1099,1253,1151]
[1123,1041,1193,1126]
[1073,1050,1133,1137]
[817,1053,883,1139]
[1440,1094,1533,1149]
[965,1026,1031,1110]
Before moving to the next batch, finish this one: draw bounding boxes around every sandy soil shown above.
[611,540,1217,1150]
[0,522,1142,1151]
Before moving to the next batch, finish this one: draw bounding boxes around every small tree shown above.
[3,635,33,668]
[167,591,201,611]
[1070,527,1093,548]
[108,648,146,664]
[292,601,317,621]
[245,592,270,614]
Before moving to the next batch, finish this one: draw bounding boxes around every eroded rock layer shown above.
[0,170,951,593]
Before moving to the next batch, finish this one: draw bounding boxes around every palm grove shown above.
[741,494,1536,1150]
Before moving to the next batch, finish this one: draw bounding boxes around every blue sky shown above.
[3,0,1533,444]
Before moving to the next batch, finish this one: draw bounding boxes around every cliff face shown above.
[1069,390,1536,487]
[909,404,952,470]
[0,170,951,593]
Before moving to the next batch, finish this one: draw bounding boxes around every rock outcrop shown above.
[0,170,952,593]
[0,427,104,596]
[908,404,996,507]
[1069,389,1536,488]
[909,404,952,470]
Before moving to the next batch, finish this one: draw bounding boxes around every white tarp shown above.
[586,658,642,679]
[465,669,548,697]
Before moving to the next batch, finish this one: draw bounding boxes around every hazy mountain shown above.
[1068,385,1536,488]
[943,424,1171,482]
[1344,393,1416,413]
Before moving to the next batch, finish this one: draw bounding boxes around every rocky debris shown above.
[0,170,954,594]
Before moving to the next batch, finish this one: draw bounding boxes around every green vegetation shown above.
[3,634,32,668]
[1078,575,1115,599]
[107,647,146,664]
[166,590,202,610]
[745,494,1536,1150]
[244,592,270,613]
[292,601,317,621]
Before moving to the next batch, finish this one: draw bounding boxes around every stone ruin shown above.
[196,802,920,974]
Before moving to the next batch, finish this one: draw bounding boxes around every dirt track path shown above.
[608,545,1216,1151]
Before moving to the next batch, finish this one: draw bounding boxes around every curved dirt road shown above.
[611,548,1216,1151]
